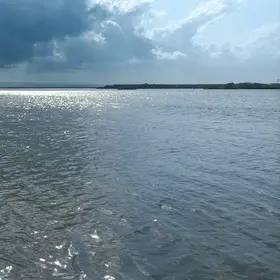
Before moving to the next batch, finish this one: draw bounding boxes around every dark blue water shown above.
[0,89,279,280]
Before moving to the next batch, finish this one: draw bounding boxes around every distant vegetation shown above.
[1,82,280,90]
[102,82,280,90]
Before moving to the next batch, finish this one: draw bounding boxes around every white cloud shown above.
[152,49,186,60]
[187,0,245,21]
[244,22,280,54]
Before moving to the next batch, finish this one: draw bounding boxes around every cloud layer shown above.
[0,0,279,83]
[0,0,92,66]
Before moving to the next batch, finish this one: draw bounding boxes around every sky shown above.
[0,0,279,84]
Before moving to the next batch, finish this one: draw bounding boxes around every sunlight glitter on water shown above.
[0,266,13,279]
[0,89,132,111]
[91,230,100,241]
[104,275,115,280]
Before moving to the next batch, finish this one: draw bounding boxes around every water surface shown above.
[0,89,279,279]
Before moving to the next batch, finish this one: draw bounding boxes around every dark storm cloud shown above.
[0,0,102,66]
[28,22,154,72]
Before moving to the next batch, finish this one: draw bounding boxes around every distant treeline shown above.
[1,82,279,90]
[102,83,280,90]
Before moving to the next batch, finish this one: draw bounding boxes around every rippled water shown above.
[0,89,279,280]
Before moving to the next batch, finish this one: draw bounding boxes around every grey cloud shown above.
[0,0,100,67]
[26,1,155,72]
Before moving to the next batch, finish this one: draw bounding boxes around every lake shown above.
[0,89,279,280]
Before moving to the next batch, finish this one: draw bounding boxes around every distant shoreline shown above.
[101,83,280,90]
[0,82,280,90]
